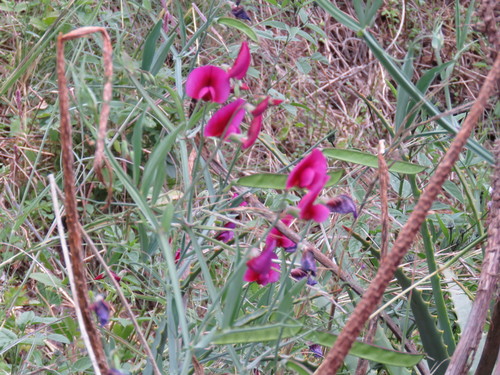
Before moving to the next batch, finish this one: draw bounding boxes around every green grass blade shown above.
[141,20,163,72]
[314,0,361,31]
[217,17,259,42]
[323,149,427,174]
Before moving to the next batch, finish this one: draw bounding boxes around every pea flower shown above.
[90,295,111,326]
[290,250,318,286]
[204,98,246,139]
[265,215,296,252]
[309,344,323,358]
[227,41,251,79]
[94,270,122,282]
[326,195,358,218]
[242,115,262,149]
[215,222,237,243]
[185,65,230,103]
[244,246,280,285]
[297,176,330,222]
[286,149,329,190]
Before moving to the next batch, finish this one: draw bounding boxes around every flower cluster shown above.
[185,42,281,149]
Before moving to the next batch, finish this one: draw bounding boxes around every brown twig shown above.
[57,27,114,375]
[445,136,500,375]
[474,292,500,375]
[314,51,500,375]
[378,140,390,258]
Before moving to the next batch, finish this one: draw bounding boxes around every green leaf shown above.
[309,331,424,367]
[323,149,426,175]
[29,272,64,289]
[141,20,162,72]
[211,324,424,367]
[217,17,258,42]
[236,170,344,189]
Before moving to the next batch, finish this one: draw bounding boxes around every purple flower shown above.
[286,149,329,190]
[290,268,317,286]
[325,195,358,218]
[90,295,110,326]
[231,5,251,21]
[301,251,317,276]
[204,98,246,139]
[244,247,280,285]
[309,344,323,358]
[185,65,230,103]
[215,222,236,243]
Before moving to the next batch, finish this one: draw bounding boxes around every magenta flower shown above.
[265,215,296,252]
[325,195,358,218]
[309,344,323,358]
[244,248,280,285]
[251,96,270,117]
[227,41,251,80]
[298,177,330,222]
[215,222,236,243]
[242,114,262,149]
[185,65,230,103]
[286,149,329,190]
[204,98,246,139]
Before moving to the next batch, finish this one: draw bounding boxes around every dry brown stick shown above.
[445,137,500,375]
[60,26,114,208]
[378,140,390,258]
[474,290,500,375]
[57,31,109,374]
[314,52,500,375]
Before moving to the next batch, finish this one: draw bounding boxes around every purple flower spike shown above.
[91,295,110,326]
[215,222,236,243]
[326,195,358,218]
[309,344,323,358]
[244,247,280,285]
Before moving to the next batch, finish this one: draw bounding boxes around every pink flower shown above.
[185,65,230,103]
[298,177,330,222]
[244,247,280,285]
[286,149,329,190]
[242,114,262,149]
[325,195,358,218]
[265,215,296,252]
[204,98,246,139]
[251,97,270,117]
[232,193,248,207]
[227,42,251,80]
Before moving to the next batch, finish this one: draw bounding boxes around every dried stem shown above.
[314,51,500,375]
[57,28,113,374]
[378,140,390,258]
[445,136,500,374]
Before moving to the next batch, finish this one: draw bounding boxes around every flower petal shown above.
[204,99,246,139]
[251,97,270,117]
[298,179,330,222]
[215,222,237,243]
[186,65,230,103]
[242,115,262,149]
[244,249,280,285]
[228,42,251,80]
